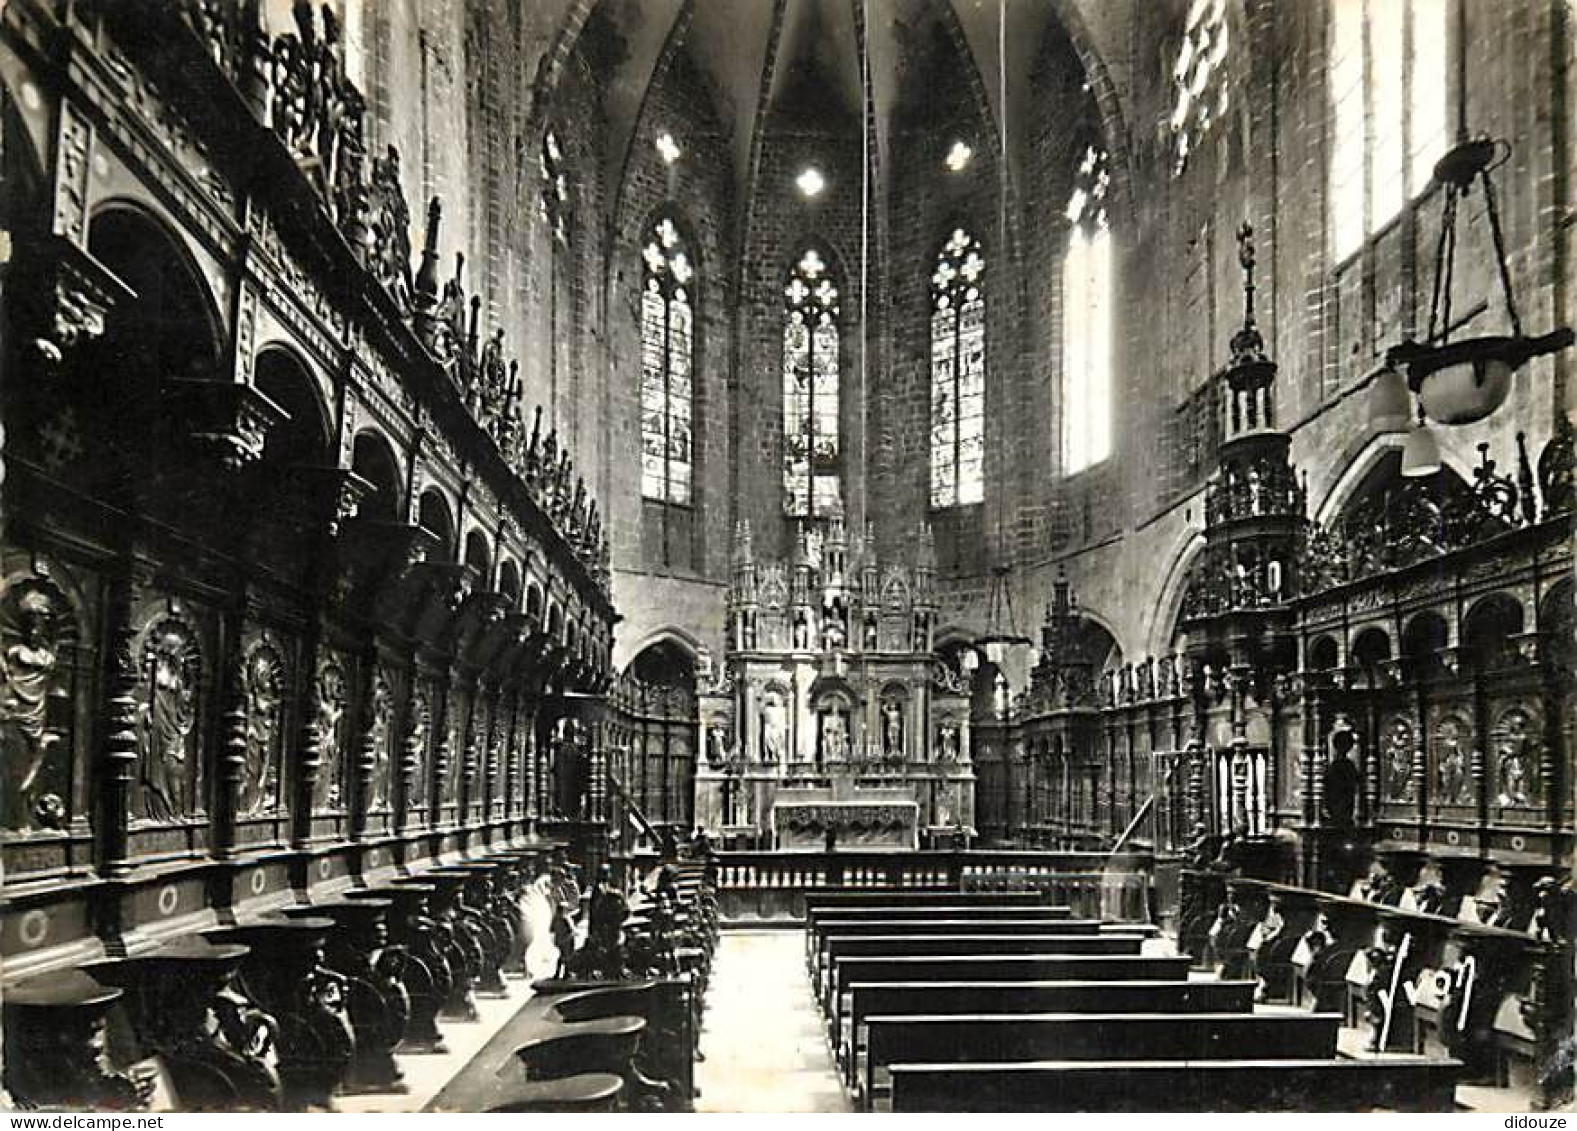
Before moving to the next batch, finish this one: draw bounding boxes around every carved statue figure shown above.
[0,584,70,831]
[792,610,811,651]
[705,722,729,769]
[881,699,904,759]
[760,692,786,765]
[137,623,200,823]
[313,663,348,811]
[1435,722,1468,806]
[820,710,848,762]
[1383,718,1415,801]
[1496,743,1531,807]
[238,643,284,818]
[938,722,960,762]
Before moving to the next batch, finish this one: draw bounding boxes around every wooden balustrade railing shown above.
[712,850,1153,924]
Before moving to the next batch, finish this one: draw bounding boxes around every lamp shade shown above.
[1367,361,1411,432]
[1401,419,1443,478]
[1413,349,1514,425]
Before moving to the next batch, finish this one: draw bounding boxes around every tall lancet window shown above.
[640,215,695,504]
[929,227,986,509]
[1061,145,1113,474]
[783,247,842,518]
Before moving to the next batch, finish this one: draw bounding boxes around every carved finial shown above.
[413,197,442,313]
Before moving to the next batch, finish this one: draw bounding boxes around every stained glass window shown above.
[640,215,695,505]
[930,227,986,509]
[1170,0,1230,175]
[1329,0,1449,260]
[783,247,842,517]
[1062,146,1112,474]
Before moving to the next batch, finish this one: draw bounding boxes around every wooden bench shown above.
[805,904,1078,965]
[887,1057,1462,1112]
[816,933,1145,1001]
[839,979,1256,1083]
[826,953,1192,1044]
[861,1011,1342,1109]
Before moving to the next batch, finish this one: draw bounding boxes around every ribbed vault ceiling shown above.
[573,0,1084,207]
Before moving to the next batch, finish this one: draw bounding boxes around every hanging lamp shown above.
[1373,10,1571,428]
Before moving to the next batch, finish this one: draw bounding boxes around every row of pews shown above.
[804,889,1465,1112]
[1,847,719,1114]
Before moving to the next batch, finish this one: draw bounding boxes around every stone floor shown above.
[695,929,852,1113]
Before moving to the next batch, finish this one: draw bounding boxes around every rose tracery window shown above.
[783,247,842,518]
[930,227,986,509]
[1062,145,1113,474]
[640,215,695,505]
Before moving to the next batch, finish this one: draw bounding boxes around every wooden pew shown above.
[804,903,1075,965]
[840,979,1256,1085]
[887,1057,1463,1112]
[816,933,1145,1001]
[826,953,1191,1046]
[861,1011,1342,1109]
[808,918,1105,981]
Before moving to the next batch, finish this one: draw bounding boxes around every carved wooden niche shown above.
[0,559,84,843]
[1489,705,1542,815]
[1380,714,1417,804]
[366,666,394,815]
[1430,710,1475,811]
[133,609,204,825]
[312,653,350,813]
[238,633,287,821]
[403,685,431,813]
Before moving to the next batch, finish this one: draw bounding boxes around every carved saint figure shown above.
[137,622,200,823]
[1383,718,1415,801]
[1434,717,1469,806]
[760,691,786,765]
[705,722,729,769]
[938,722,960,762]
[367,674,393,811]
[881,698,904,759]
[239,642,284,818]
[405,694,429,808]
[1,584,70,830]
[313,662,348,811]
[1493,710,1538,808]
[819,709,848,762]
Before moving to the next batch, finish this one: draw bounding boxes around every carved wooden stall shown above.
[0,0,615,1108]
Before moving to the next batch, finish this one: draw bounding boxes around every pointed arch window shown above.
[930,227,986,509]
[783,247,841,517]
[640,215,695,505]
[1061,145,1113,474]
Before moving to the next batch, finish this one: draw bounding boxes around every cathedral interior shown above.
[0,0,1572,1114]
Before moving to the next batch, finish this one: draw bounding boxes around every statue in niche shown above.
[1320,721,1359,827]
[863,613,878,651]
[368,672,393,811]
[705,722,729,769]
[313,661,348,811]
[238,641,284,818]
[760,691,786,765]
[406,693,429,808]
[822,600,847,652]
[992,672,1011,719]
[1434,717,1469,806]
[0,581,72,831]
[137,620,201,823]
[1383,718,1415,801]
[881,699,904,759]
[1493,710,1538,808]
[819,709,849,762]
[793,610,811,651]
[938,722,960,762]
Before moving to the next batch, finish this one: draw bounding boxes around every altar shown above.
[691,519,976,849]
[771,791,920,850]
